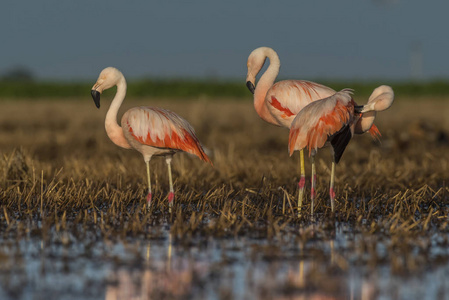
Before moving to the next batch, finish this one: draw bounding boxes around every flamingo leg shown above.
[298,149,306,217]
[311,155,316,218]
[329,158,336,213]
[145,160,152,209]
[165,156,175,210]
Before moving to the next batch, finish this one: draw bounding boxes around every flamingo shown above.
[246,47,337,213]
[288,86,394,216]
[91,67,212,210]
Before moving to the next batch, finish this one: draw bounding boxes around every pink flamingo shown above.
[91,67,212,209]
[246,46,384,214]
[246,47,337,212]
[288,86,394,216]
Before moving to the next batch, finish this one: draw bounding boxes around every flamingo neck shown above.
[354,111,376,134]
[254,49,280,124]
[105,77,132,149]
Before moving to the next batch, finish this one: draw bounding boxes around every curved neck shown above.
[254,49,280,122]
[105,77,132,149]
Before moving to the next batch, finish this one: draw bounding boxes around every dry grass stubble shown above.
[0,96,448,275]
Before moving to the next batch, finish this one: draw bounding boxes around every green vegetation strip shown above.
[1,79,449,99]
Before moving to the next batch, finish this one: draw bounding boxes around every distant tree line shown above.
[1,66,35,82]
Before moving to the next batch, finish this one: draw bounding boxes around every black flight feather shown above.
[330,125,352,164]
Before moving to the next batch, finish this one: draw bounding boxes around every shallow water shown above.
[1,222,448,300]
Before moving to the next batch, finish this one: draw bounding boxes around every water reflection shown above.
[1,227,448,299]
[103,236,374,300]
[105,234,199,300]
[105,267,195,300]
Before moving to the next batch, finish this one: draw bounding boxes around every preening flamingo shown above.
[91,67,212,210]
[246,46,337,213]
[288,86,394,215]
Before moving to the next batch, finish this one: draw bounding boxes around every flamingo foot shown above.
[168,192,174,207]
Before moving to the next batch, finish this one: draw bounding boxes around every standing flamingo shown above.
[91,67,212,210]
[246,46,383,214]
[288,86,394,216]
[246,47,336,213]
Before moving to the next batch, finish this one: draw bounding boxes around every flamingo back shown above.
[266,80,336,128]
[289,89,355,156]
[122,107,212,164]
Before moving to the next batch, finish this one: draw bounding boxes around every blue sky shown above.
[1,0,447,81]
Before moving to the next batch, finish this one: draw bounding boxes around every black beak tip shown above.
[246,81,255,94]
[91,90,101,108]
[354,105,364,113]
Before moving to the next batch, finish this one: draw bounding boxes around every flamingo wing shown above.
[124,107,212,164]
[289,89,355,156]
[267,80,336,121]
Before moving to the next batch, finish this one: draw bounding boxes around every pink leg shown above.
[168,192,174,205]
[298,175,306,189]
[311,175,317,200]
[298,149,306,217]
[329,159,336,213]
[298,175,305,213]
[311,156,316,218]
[166,156,175,211]
[146,160,152,210]
[329,188,335,209]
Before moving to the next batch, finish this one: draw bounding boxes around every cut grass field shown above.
[1,95,449,299]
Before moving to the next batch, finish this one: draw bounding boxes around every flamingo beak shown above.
[354,105,364,113]
[246,81,255,94]
[91,90,101,108]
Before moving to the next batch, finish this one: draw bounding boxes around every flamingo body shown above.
[121,107,211,163]
[265,80,336,128]
[288,89,356,160]
[288,89,359,215]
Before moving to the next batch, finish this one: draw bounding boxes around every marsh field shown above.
[1,93,449,299]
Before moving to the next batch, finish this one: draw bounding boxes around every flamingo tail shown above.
[369,124,381,142]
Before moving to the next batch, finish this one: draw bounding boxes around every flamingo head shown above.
[246,47,269,94]
[91,67,124,108]
[354,85,394,134]
[361,85,394,113]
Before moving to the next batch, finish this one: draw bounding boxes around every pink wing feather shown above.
[126,107,212,164]
[289,90,355,156]
[267,80,336,123]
